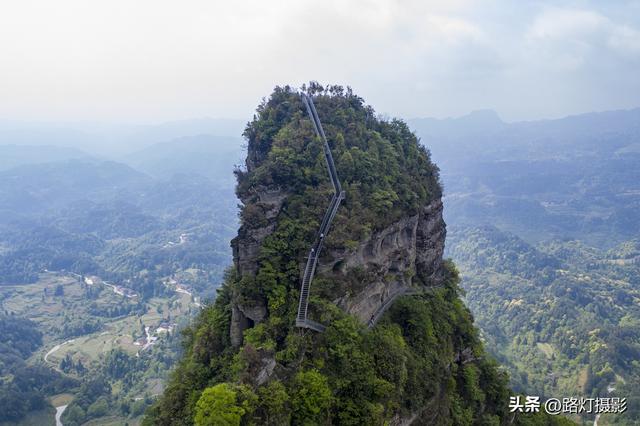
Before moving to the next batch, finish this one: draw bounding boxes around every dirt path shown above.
[44,339,74,363]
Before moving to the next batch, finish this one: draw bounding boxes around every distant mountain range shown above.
[0,117,245,156]
[409,107,640,168]
[410,107,640,423]
[0,145,93,171]
[2,108,638,246]
[410,108,640,247]
[122,134,244,185]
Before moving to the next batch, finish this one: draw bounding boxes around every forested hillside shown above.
[413,109,640,425]
[411,108,640,246]
[0,152,238,423]
[0,160,235,297]
[0,315,76,423]
[449,228,640,402]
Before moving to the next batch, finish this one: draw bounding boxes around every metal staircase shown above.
[294,93,441,332]
[296,93,345,332]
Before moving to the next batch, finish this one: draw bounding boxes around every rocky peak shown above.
[148,85,556,426]
[229,84,445,346]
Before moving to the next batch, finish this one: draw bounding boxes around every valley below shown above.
[0,270,200,425]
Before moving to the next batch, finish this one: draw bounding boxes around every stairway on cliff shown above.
[296,93,345,332]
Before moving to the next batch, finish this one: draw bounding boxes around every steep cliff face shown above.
[146,84,566,426]
[229,185,286,346]
[331,198,445,323]
[227,84,446,348]
[230,189,445,344]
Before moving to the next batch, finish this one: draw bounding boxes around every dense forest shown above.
[0,315,77,423]
[449,226,640,424]
[0,137,240,423]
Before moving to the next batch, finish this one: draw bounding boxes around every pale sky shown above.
[1,0,639,123]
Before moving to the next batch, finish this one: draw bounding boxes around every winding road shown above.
[55,405,68,426]
[44,339,75,364]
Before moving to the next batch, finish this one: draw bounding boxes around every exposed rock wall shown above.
[230,189,446,345]
[230,186,287,346]
[231,187,287,278]
[329,199,445,323]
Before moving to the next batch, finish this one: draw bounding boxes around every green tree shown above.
[63,405,86,426]
[257,380,291,425]
[54,284,64,296]
[87,396,109,418]
[194,383,245,426]
[290,369,332,425]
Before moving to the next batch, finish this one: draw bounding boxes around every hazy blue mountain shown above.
[410,107,640,168]
[0,158,236,290]
[418,108,640,422]
[410,108,640,246]
[0,118,245,157]
[0,145,93,171]
[122,134,244,185]
[0,121,97,152]
[107,118,245,151]
[0,160,151,221]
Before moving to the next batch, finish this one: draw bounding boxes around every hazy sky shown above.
[1,0,639,123]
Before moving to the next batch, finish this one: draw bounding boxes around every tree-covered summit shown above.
[237,83,441,235]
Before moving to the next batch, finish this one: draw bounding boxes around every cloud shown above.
[526,7,640,68]
[608,25,640,56]
[0,1,638,122]
[527,8,607,41]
